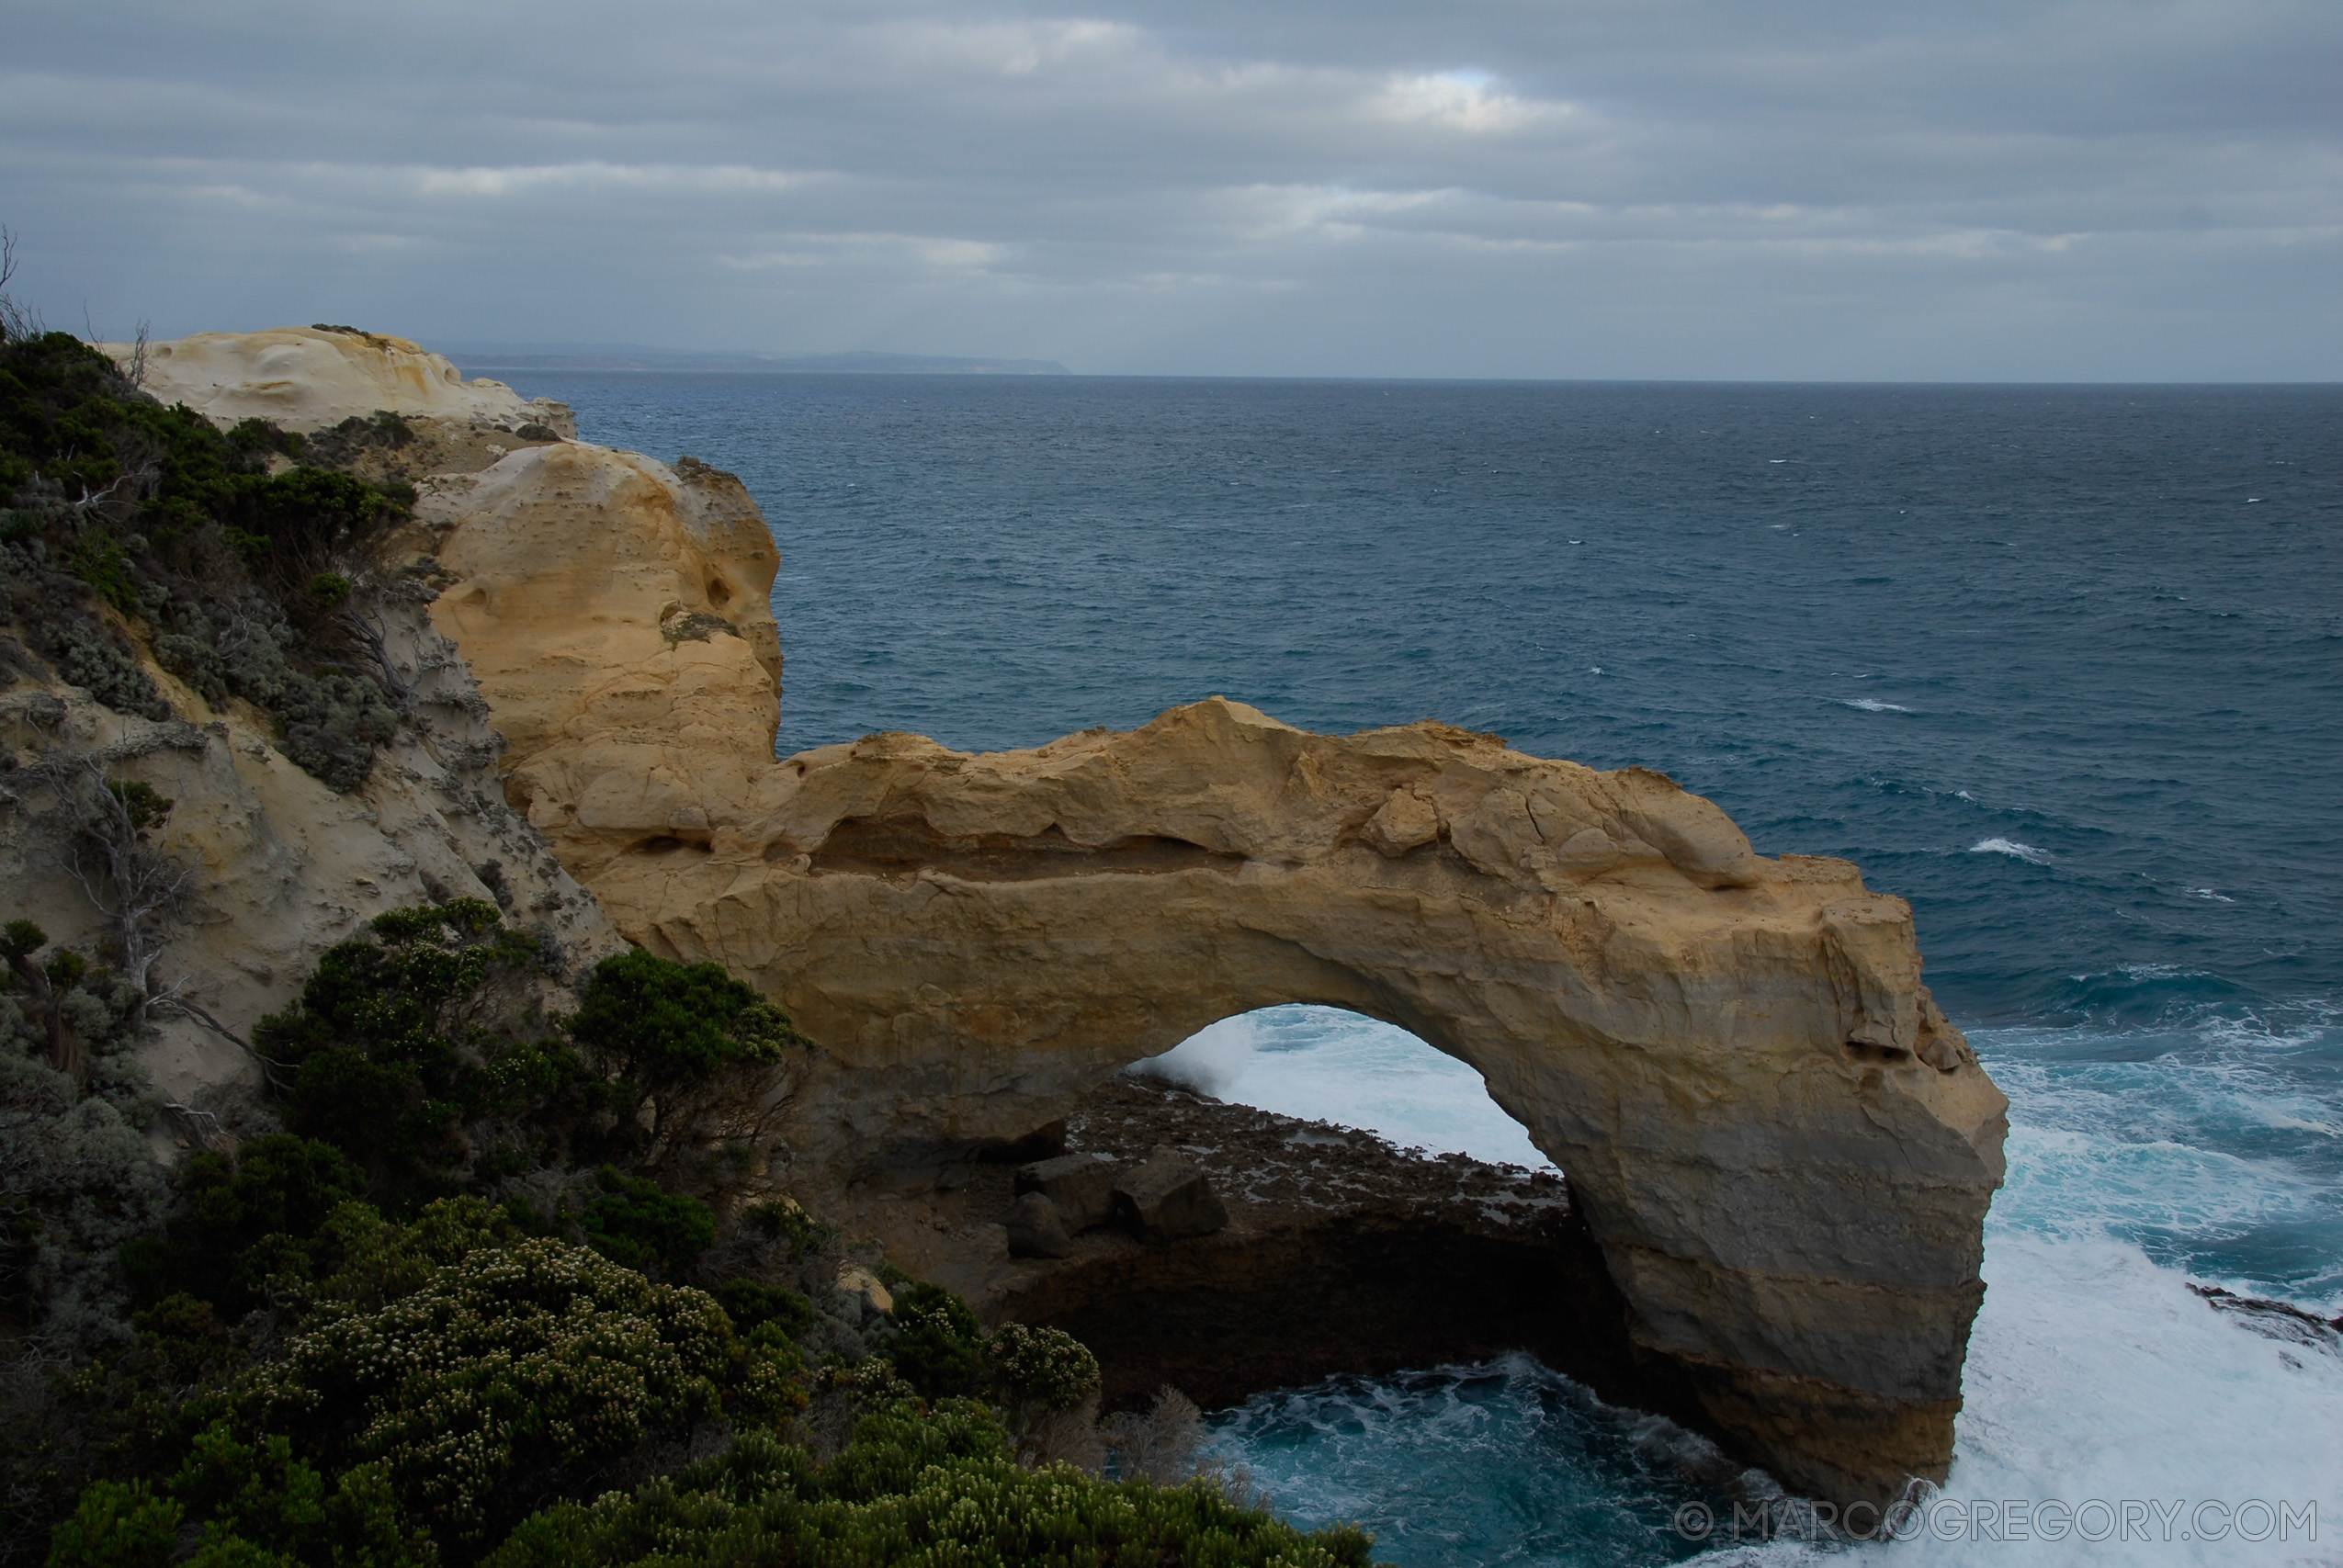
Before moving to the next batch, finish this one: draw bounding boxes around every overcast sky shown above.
[6,0,2337,378]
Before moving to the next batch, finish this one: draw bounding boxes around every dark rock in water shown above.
[1114,1147,1228,1242]
[2190,1283,2343,1351]
[1016,1152,1119,1232]
[1007,1191,1075,1258]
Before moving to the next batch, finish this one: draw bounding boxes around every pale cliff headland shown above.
[1,325,2006,1541]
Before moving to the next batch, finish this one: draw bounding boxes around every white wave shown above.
[1972,838,2053,863]
[1842,697,1911,713]
[1126,1012,1261,1098]
[1832,1230,2343,1566]
[1133,1006,1553,1169]
[2191,887,2235,903]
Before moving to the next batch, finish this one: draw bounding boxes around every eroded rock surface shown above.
[109,326,573,437]
[402,428,2009,1506]
[0,592,617,1113]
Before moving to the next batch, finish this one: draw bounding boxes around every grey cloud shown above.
[2,0,2336,376]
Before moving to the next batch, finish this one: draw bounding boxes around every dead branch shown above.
[148,988,297,1093]
[163,1100,226,1150]
[123,319,150,390]
[22,738,197,1038]
[339,597,418,712]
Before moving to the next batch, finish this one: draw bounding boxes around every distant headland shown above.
[434,341,1071,376]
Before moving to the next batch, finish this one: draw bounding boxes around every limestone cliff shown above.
[111,325,573,437]
[400,406,2008,1507]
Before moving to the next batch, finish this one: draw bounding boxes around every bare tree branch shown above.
[163,1100,226,1150]
[124,318,150,390]
[148,988,297,1093]
[20,731,200,1062]
[0,225,38,344]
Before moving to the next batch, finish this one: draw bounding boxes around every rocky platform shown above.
[817,1075,1656,1416]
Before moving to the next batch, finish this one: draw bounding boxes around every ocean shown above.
[468,369,2343,1564]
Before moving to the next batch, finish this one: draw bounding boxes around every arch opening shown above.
[988,1005,1631,1429]
[1126,1005,1556,1174]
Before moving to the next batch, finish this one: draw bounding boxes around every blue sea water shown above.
[474,370,2343,1563]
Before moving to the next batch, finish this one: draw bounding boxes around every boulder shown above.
[1015,1153,1120,1233]
[1114,1148,1229,1243]
[1005,1191,1075,1258]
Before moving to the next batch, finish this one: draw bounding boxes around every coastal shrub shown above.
[119,1135,368,1316]
[251,900,574,1204]
[711,1279,815,1344]
[0,327,414,789]
[483,1413,1375,1568]
[0,922,167,1348]
[51,1213,807,1566]
[568,949,808,1151]
[885,1283,988,1402]
[44,1480,183,1568]
[245,901,821,1206]
[576,1165,717,1278]
[989,1321,1100,1415]
[738,1194,833,1261]
[242,1232,799,1542]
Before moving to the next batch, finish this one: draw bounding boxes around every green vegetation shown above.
[0,898,1379,1565]
[487,1410,1373,1568]
[0,321,413,789]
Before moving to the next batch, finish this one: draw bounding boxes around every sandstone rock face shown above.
[413,445,784,874]
[405,416,2007,1508]
[110,327,573,436]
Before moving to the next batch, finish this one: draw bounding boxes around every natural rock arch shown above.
[400,422,2007,1507]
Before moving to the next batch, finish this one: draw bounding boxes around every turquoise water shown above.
[472,369,2343,1563]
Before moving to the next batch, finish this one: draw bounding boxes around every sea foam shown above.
[1971,838,2053,863]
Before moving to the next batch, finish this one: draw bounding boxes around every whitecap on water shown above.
[1971,838,2053,863]
[1842,697,1912,713]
